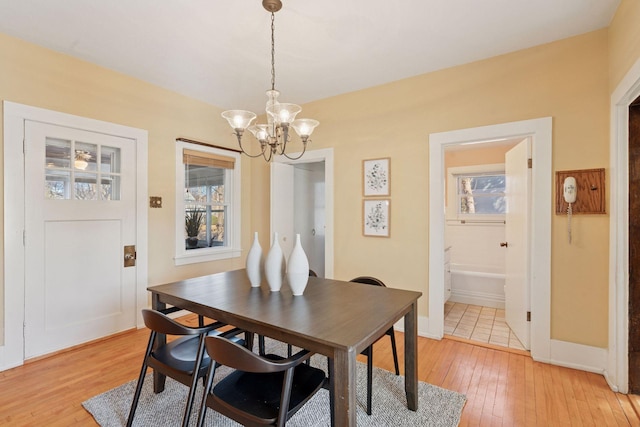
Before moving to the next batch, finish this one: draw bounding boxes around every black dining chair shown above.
[126,309,243,427]
[349,276,400,415]
[196,335,326,427]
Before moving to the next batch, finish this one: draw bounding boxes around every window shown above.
[175,141,241,265]
[447,164,505,222]
[456,174,505,215]
[45,137,121,200]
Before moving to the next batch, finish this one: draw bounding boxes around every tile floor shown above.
[444,301,526,351]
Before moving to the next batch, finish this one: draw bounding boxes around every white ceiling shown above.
[0,0,620,113]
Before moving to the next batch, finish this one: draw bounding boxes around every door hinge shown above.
[527,158,532,169]
[527,311,531,322]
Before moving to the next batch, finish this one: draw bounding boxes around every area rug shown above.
[83,340,466,426]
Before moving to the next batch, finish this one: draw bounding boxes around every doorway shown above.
[1,102,148,371]
[609,57,640,394]
[441,137,530,350]
[271,148,334,278]
[428,118,552,362]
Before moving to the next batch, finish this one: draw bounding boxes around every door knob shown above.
[500,242,508,247]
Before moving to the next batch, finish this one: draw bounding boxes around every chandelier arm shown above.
[235,133,268,158]
[263,145,275,162]
[281,142,308,161]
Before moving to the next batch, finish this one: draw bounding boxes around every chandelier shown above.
[221,0,319,162]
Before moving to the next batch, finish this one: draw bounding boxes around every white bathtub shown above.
[449,263,505,309]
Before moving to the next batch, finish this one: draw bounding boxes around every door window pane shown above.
[44,139,121,201]
[45,170,70,199]
[101,146,121,174]
[74,173,98,200]
[45,138,71,169]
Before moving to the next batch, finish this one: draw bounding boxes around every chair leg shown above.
[126,360,149,427]
[389,330,400,375]
[196,362,218,427]
[181,335,208,427]
[258,335,266,355]
[366,346,373,416]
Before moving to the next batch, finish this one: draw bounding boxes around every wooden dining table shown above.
[147,268,422,426]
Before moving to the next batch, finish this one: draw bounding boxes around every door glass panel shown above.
[101,175,120,200]
[44,139,121,201]
[74,142,97,172]
[74,173,98,200]
[101,146,121,173]
[45,170,71,199]
[45,138,71,169]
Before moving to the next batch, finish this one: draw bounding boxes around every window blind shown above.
[183,149,235,169]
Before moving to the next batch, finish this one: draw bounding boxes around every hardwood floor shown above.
[1,315,639,426]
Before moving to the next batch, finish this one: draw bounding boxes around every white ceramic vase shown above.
[264,232,285,292]
[287,234,309,296]
[246,231,262,287]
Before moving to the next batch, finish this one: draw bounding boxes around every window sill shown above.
[174,247,242,266]
[446,217,505,226]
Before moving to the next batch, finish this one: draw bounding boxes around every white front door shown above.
[23,121,137,359]
[504,138,531,349]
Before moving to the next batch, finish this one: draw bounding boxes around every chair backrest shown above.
[349,276,386,288]
[141,309,204,336]
[205,335,305,374]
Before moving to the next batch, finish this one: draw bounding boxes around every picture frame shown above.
[363,199,390,237]
[363,157,390,197]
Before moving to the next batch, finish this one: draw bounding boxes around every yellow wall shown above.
[0,32,259,345]
[265,29,610,347]
[4,3,639,351]
[609,0,640,91]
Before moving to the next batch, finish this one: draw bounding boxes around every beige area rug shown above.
[83,339,466,426]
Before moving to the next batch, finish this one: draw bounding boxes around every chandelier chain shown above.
[270,12,276,91]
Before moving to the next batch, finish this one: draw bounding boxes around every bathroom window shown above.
[446,164,505,222]
[456,174,506,215]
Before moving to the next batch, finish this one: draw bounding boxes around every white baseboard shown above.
[397,316,608,380]
[449,289,505,309]
[548,339,607,374]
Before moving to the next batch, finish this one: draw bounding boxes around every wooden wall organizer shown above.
[555,168,605,214]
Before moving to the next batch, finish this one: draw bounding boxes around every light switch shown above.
[150,196,162,208]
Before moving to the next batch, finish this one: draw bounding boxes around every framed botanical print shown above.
[363,199,390,237]
[363,157,390,197]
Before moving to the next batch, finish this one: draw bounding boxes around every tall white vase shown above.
[246,232,262,287]
[287,234,309,296]
[264,232,285,292]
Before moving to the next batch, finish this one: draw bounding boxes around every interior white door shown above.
[24,121,137,359]
[270,162,295,259]
[504,138,531,349]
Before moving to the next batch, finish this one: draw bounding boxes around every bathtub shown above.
[449,263,505,309]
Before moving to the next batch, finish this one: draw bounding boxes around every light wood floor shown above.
[1,316,640,426]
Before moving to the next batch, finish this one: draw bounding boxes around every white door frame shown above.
[272,149,334,279]
[1,101,148,371]
[608,58,640,393]
[428,118,552,363]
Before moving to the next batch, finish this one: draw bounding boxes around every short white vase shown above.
[287,234,309,296]
[264,232,285,292]
[246,231,262,287]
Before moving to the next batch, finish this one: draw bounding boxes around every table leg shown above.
[151,292,167,394]
[332,347,357,426]
[404,301,418,411]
